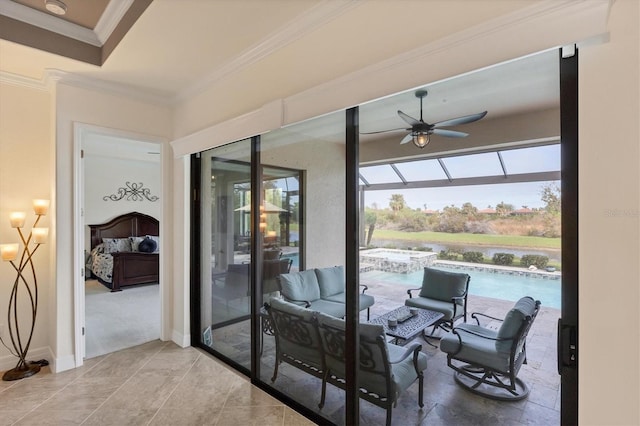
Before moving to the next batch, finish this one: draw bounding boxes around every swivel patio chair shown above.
[405,267,470,339]
[440,296,541,401]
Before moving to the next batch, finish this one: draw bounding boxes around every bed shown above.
[87,212,160,292]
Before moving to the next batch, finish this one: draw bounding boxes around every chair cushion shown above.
[315,266,345,298]
[405,297,458,320]
[496,296,537,352]
[440,324,511,372]
[323,292,375,312]
[419,267,469,303]
[389,343,428,396]
[278,269,321,302]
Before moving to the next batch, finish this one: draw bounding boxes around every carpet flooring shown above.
[84,279,160,359]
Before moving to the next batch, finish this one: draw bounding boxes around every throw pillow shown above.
[138,236,158,253]
[102,238,132,254]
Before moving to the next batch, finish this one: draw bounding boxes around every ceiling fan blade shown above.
[433,111,487,128]
[397,110,421,126]
[360,127,409,135]
[399,133,414,144]
[432,129,469,138]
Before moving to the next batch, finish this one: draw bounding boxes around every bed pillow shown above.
[138,236,158,253]
[102,238,132,253]
[129,236,145,252]
[146,235,160,253]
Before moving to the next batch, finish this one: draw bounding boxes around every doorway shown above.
[73,124,167,363]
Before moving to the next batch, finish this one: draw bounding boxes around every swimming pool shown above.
[361,264,561,309]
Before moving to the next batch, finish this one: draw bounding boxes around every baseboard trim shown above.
[171,330,190,348]
[53,353,77,373]
[0,346,53,372]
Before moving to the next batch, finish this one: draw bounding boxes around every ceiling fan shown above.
[362,89,487,149]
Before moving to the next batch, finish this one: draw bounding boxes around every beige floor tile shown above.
[13,409,94,425]
[0,410,30,426]
[100,375,182,410]
[225,382,283,408]
[215,405,285,426]
[82,408,158,425]
[148,406,222,425]
[283,407,316,426]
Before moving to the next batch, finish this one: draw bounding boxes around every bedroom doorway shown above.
[73,124,167,362]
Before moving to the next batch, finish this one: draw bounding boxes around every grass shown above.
[371,229,560,249]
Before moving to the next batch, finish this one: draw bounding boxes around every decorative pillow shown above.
[138,237,158,253]
[129,236,145,252]
[146,235,160,253]
[102,238,132,254]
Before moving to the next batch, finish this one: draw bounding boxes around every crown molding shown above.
[174,0,361,102]
[0,0,101,46]
[94,0,134,44]
[45,69,173,106]
[0,70,48,91]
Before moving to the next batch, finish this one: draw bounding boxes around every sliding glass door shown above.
[197,139,253,368]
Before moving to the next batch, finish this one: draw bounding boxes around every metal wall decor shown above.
[103,182,159,202]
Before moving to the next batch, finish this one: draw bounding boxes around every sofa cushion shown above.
[419,267,469,303]
[496,296,537,352]
[315,266,345,298]
[279,269,320,302]
[324,292,375,312]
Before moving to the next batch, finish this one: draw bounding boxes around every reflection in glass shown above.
[200,140,252,368]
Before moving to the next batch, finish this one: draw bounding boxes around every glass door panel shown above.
[200,139,252,368]
[258,111,345,423]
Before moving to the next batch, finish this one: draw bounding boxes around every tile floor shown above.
[0,341,313,426]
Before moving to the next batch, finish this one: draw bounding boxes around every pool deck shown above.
[358,273,561,424]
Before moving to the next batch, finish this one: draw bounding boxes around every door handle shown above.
[557,319,577,374]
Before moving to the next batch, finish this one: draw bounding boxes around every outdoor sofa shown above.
[265,297,427,426]
[277,265,375,319]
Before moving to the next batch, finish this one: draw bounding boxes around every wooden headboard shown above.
[89,212,159,250]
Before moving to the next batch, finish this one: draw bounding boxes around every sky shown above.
[365,181,559,211]
[361,144,560,211]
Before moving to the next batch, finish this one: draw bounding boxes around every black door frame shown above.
[559,46,579,425]
[189,48,580,425]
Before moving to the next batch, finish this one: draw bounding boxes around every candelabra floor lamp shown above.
[0,200,49,381]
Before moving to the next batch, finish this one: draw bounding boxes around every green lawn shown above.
[371,229,560,249]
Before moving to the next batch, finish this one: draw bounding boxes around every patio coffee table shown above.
[368,306,444,346]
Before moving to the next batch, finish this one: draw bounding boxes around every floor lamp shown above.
[0,199,49,381]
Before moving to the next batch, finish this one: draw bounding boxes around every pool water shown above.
[361,265,561,309]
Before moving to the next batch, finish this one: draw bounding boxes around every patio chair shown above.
[440,296,541,401]
[265,298,325,383]
[316,312,427,426]
[221,263,250,311]
[405,267,470,339]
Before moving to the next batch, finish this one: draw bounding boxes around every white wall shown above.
[578,0,639,423]
[54,83,173,371]
[83,151,161,249]
[0,82,52,371]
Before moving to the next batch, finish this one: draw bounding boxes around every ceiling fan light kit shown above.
[45,0,67,16]
[362,89,487,149]
[412,132,430,149]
